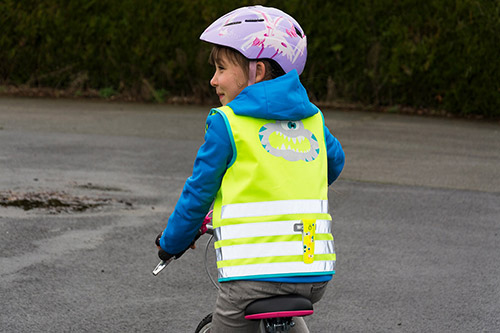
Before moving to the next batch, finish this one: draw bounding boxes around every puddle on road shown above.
[0,190,132,214]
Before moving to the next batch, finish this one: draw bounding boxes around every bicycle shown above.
[153,212,316,332]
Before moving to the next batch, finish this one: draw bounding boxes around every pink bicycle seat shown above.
[244,294,314,320]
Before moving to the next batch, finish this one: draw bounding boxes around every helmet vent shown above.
[245,19,265,23]
[294,26,303,38]
[223,21,242,26]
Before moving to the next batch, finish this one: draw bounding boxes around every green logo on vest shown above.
[259,120,320,162]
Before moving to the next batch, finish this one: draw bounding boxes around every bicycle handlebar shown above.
[152,211,213,276]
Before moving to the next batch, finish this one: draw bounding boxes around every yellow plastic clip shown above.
[302,219,316,264]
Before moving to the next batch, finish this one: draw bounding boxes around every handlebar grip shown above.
[152,230,200,276]
[153,211,213,276]
[158,247,175,261]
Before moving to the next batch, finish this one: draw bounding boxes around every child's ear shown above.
[255,61,266,83]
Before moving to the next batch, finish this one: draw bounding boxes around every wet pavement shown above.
[0,97,499,332]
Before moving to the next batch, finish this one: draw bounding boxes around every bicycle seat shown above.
[244,294,314,320]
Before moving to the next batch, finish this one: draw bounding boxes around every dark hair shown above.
[209,45,285,81]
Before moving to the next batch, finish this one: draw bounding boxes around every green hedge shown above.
[1,0,499,116]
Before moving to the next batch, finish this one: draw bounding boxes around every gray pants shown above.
[211,280,329,333]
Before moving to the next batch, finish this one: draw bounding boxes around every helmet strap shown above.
[248,61,257,86]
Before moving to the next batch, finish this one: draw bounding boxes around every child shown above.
[156,5,345,332]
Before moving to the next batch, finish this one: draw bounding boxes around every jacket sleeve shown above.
[324,125,345,185]
[160,112,232,254]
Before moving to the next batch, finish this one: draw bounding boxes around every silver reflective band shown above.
[216,240,335,262]
[218,261,336,280]
[220,199,329,219]
[214,220,332,241]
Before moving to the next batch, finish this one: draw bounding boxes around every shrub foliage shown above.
[1,0,498,116]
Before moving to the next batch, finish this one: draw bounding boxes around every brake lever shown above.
[152,257,174,276]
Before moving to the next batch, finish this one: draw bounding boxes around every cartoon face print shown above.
[259,120,319,162]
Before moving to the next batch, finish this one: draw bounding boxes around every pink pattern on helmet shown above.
[200,5,307,75]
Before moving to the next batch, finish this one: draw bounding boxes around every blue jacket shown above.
[160,70,345,282]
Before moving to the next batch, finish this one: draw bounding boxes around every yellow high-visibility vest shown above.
[211,105,335,282]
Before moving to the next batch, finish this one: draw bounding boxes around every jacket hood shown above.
[227,70,318,120]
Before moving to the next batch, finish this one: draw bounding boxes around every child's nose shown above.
[210,73,217,87]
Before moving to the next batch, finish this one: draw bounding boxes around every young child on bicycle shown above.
[156,5,345,332]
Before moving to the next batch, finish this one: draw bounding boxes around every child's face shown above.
[210,54,247,106]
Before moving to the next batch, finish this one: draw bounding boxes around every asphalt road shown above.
[1,97,499,332]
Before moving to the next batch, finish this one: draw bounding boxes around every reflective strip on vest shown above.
[214,219,332,240]
[213,218,335,280]
[221,199,329,219]
[215,239,335,262]
[218,259,336,281]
